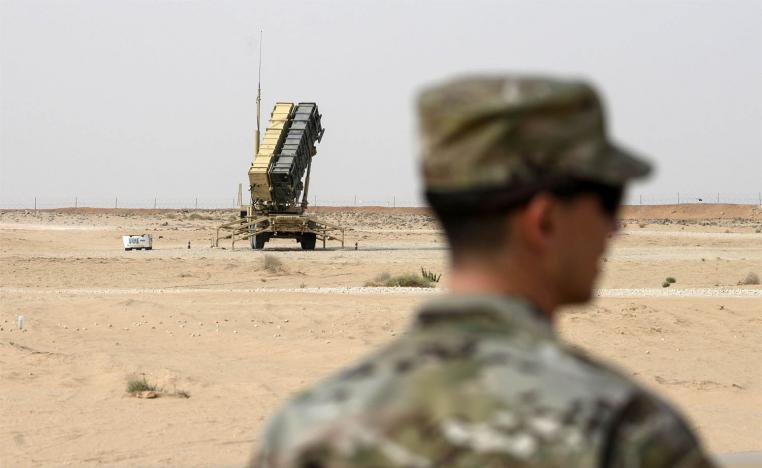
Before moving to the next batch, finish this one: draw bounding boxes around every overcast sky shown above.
[1,0,760,208]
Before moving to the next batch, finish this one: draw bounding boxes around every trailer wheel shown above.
[300,233,317,250]
[252,233,267,250]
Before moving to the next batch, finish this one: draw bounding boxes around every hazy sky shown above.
[1,0,760,207]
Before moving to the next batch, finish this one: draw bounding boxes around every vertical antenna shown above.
[254,30,263,157]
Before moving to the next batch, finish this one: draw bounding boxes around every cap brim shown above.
[588,142,652,186]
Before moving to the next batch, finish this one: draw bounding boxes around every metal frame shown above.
[214,213,344,250]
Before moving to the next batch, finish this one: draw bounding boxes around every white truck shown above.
[122,234,153,251]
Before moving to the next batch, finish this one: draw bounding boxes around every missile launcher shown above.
[217,100,342,250]
[248,102,324,213]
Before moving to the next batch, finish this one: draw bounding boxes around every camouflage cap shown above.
[418,75,651,194]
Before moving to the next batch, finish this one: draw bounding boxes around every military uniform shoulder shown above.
[559,346,715,467]
[604,391,716,467]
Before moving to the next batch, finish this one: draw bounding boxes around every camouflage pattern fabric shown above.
[251,295,715,467]
[417,76,651,193]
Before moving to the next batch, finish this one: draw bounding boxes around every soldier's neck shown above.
[448,258,558,320]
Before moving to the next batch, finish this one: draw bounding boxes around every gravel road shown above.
[2,287,760,297]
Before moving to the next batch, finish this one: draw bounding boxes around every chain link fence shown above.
[1,193,760,210]
[629,193,762,205]
[0,196,427,210]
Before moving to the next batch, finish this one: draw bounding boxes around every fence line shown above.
[629,192,762,206]
[1,193,760,210]
[0,196,428,210]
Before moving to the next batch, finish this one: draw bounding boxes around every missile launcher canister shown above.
[248,102,325,212]
[248,102,294,202]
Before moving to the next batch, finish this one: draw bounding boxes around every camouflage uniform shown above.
[251,76,716,467]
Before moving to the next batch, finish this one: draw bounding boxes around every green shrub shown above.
[387,273,432,288]
[420,267,441,283]
[127,376,156,393]
[365,272,433,288]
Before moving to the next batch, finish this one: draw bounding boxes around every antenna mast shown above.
[254,30,263,157]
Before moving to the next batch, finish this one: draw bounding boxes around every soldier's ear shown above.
[518,193,555,252]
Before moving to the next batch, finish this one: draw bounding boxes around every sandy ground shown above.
[1,205,761,467]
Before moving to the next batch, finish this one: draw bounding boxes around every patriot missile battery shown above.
[217,101,342,250]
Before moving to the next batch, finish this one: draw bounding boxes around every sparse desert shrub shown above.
[420,267,441,283]
[263,254,284,273]
[740,272,760,285]
[127,375,190,398]
[127,376,156,393]
[638,223,647,228]
[388,273,433,288]
[363,272,391,287]
[365,272,433,288]
[665,277,676,284]
[662,281,671,288]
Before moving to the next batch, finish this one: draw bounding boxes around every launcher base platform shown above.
[214,211,344,250]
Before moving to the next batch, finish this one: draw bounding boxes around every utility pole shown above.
[115,196,118,209]
[254,30,263,157]
[677,192,680,205]
[34,196,37,211]
[195,196,198,209]
[74,196,77,208]
[154,196,157,209]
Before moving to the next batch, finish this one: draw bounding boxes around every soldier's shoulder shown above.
[604,391,716,467]
[559,346,715,467]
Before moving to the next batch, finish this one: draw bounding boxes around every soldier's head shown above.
[418,75,651,304]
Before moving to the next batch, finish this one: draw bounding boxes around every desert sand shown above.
[1,205,761,467]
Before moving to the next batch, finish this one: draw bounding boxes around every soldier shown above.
[251,75,716,467]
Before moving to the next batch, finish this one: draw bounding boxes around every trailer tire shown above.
[252,233,267,250]
[300,233,317,250]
